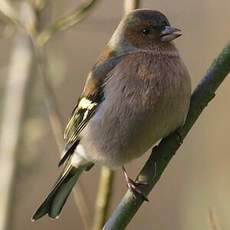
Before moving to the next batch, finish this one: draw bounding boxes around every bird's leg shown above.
[175,129,183,144]
[85,163,94,171]
[122,166,149,201]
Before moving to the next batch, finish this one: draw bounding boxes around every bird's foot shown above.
[126,177,149,201]
[175,130,183,144]
[122,166,149,201]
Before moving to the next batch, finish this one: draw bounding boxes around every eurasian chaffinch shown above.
[32,9,191,220]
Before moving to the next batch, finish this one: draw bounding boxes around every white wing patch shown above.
[78,97,97,110]
[78,97,98,122]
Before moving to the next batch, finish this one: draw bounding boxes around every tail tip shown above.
[31,214,60,222]
[48,213,60,220]
[31,216,37,222]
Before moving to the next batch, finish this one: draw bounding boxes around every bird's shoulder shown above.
[59,46,121,166]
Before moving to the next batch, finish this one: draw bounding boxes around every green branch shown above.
[103,41,230,229]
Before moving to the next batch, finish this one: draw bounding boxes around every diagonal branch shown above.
[0,0,20,25]
[36,0,99,47]
[103,40,230,229]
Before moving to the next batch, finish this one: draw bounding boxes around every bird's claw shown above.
[175,130,183,144]
[126,178,149,202]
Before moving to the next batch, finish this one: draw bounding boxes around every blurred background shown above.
[0,0,230,229]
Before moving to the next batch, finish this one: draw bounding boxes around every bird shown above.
[32,9,191,221]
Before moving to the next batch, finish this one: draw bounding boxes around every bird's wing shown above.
[58,47,122,167]
[59,95,101,167]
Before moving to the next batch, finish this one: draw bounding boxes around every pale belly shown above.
[77,66,191,169]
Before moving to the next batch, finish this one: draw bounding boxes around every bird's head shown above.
[109,9,182,52]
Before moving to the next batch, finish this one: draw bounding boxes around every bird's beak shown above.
[160,26,182,42]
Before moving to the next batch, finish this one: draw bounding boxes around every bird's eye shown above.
[142,28,150,35]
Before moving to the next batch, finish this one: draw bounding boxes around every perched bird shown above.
[32,9,191,220]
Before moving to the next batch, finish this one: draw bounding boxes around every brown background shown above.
[0,0,230,229]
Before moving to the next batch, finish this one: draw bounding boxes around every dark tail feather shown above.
[58,140,80,167]
[32,165,85,221]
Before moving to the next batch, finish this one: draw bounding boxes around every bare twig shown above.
[92,167,115,230]
[0,3,35,230]
[36,0,99,46]
[35,47,65,151]
[0,0,20,25]
[209,209,219,230]
[103,40,230,229]
[124,0,141,14]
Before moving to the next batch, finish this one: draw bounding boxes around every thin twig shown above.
[0,0,20,25]
[103,40,230,229]
[92,167,115,230]
[35,47,65,151]
[36,0,99,47]
[209,209,219,230]
[124,0,141,14]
